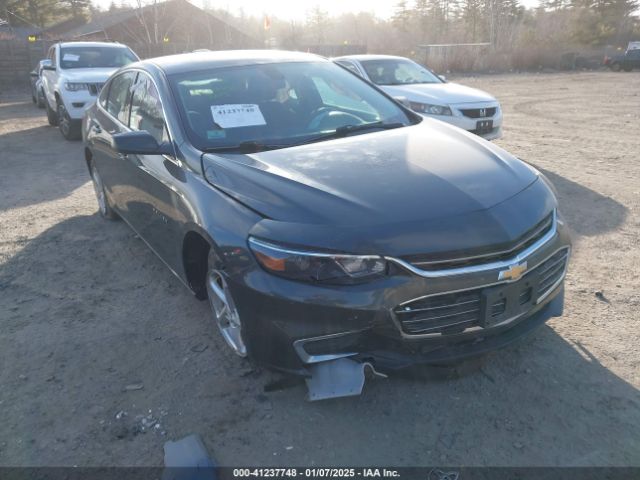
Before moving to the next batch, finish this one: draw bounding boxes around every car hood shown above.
[202,120,551,256]
[59,68,118,83]
[380,82,497,105]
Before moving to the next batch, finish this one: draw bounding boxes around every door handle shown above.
[117,153,128,160]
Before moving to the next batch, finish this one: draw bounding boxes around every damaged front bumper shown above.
[224,209,571,399]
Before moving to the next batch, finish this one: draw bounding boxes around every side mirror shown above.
[438,75,447,82]
[42,64,56,71]
[111,131,174,156]
[30,70,39,78]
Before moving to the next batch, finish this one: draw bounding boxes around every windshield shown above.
[59,46,138,69]
[360,59,442,86]
[169,61,414,151]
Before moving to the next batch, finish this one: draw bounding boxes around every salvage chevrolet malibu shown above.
[83,51,570,398]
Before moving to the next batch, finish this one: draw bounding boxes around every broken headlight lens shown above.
[248,237,387,284]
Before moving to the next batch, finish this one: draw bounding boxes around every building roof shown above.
[57,9,143,38]
[44,0,255,42]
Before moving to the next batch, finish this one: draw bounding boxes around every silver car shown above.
[334,54,503,140]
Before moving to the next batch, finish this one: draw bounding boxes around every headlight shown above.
[248,237,387,284]
[409,102,452,116]
[65,82,89,91]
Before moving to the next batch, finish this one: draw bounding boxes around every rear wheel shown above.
[206,260,248,357]
[89,160,118,220]
[45,98,58,126]
[37,89,45,109]
[623,65,632,72]
[57,102,81,140]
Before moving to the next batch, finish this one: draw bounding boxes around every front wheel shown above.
[89,160,118,220]
[206,262,248,358]
[57,102,81,140]
[610,62,622,72]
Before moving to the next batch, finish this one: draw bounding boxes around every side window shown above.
[48,47,56,68]
[129,73,169,144]
[337,61,361,76]
[98,79,110,109]
[106,72,136,124]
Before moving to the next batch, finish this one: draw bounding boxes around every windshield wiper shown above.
[295,121,405,146]
[201,141,290,154]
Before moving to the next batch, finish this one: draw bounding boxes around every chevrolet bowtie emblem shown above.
[499,261,528,281]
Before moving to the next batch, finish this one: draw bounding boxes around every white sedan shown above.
[333,54,502,140]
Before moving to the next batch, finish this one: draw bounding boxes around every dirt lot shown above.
[0,72,639,467]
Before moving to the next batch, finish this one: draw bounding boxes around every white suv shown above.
[41,41,138,140]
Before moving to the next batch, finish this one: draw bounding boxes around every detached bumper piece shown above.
[305,358,387,401]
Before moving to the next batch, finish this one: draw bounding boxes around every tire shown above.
[623,66,632,72]
[57,101,81,140]
[37,90,45,109]
[206,251,249,358]
[45,97,58,126]
[610,62,621,72]
[89,159,119,220]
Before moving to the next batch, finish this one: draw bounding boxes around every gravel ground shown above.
[0,71,639,467]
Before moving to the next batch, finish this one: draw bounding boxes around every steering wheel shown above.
[307,106,333,129]
[308,108,364,131]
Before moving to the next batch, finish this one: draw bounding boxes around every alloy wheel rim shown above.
[207,270,247,357]
[58,104,69,135]
[90,164,107,215]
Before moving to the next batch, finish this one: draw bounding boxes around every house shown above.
[42,0,259,57]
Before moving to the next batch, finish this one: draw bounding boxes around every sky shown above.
[93,0,541,20]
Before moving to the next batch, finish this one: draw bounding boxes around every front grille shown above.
[460,107,497,118]
[536,248,569,299]
[88,83,104,96]
[405,212,554,271]
[396,290,482,335]
[394,247,569,336]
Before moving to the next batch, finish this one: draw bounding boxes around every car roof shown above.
[58,41,128,49]
[144,50,328,75]
[334,54,410,62]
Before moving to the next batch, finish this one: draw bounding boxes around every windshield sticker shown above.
[210,104,266,129]
[206,129,226,139]
[63,53,80,61]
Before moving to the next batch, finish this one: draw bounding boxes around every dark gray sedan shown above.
[83,50,570,396]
